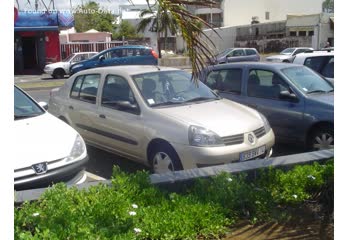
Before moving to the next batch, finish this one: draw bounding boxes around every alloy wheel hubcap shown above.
[153,152,174,174]
[313,133,334,150]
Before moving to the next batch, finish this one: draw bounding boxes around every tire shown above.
[282,60,290,63]
[149,143,183,174]
[52,69,65,79]
[308,126,334,150]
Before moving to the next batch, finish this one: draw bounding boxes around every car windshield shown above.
[280,48,295,55]
[14,86,44,120]
[132,70,219,107]
[62,54,75,62]
[216,49,233,57]
[281,66,333,94]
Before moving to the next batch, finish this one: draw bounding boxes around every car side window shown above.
[321,57,334,78]
[232,49,244,56]
[245,49,257,55]
[304,56,326,72]
[208,69,242,93]
[72,54,89,63]
[247,69,288,100]
[70,74,100,103]
[101,75,137,111]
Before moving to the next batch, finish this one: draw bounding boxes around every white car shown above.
[265,47,314,63]
[14,86,89,190]
[48,66,275,173]
[292,50,334,82]
[44,52,97,79]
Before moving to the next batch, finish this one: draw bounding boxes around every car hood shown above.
[266,54,290,60]
[45,62,68,68]
[155,99,264,136]
[14,112,78,169]
[307,92,334,106]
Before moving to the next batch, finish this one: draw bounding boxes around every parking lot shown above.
[17,73,305,181]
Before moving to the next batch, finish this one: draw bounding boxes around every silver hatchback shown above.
[48,66,275,173]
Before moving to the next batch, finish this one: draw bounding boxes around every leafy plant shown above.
[15,161,333,239]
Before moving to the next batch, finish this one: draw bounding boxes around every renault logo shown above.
[32,162,48,175]
[248,133,255,144]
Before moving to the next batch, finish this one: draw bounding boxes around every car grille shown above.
[253,126,266,138]
[221,134,244,146]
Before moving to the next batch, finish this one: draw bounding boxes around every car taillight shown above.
[151,50,158,59]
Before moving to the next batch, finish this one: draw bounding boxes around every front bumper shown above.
[172,129,275,170]
[43,68,54,75]
[14,155,89,191]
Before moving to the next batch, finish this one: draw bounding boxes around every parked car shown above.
[69,45,158,75]
[44,52,97,79]
[14,85,88,190]
[201,62,334,150]
[292,50,334,82]
[209,48,260,65]
[265,47,314,63]
[49,66,275,173]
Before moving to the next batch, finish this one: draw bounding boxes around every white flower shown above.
[129,211,137,216]
[227,177,233,182]
[32,212,39,217]
[307,175,316,180]
[132,204,138,209]
[292,194,298,199]
[134,228,142,233]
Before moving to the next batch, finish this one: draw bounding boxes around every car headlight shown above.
[66,134,86,162]
[188,125,224,147]
[259,113,271,133]
[71,64,83,69]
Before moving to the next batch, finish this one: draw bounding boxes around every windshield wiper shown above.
[184,97,218,103]
[327,89,334,93]
[307,90,328,94]
[151,101,183,107]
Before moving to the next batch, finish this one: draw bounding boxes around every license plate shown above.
[239,145,266,161]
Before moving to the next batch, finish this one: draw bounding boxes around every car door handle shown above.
[68,105,74,110]
[99,114,106,119]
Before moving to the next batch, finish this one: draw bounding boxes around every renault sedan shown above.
[48,66,275,173]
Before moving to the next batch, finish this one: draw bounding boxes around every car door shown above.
[94,74,145,160]
[66,74,101,142]
[244,49,260,61]
[242,68,305,143]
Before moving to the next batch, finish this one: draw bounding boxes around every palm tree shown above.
[132,0,218,80]
[137,2,178,58]
[322,0,334,13]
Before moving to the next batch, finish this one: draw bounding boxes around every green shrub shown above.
[15,161,333,239]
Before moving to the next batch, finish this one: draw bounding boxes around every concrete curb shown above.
[14,149,333,205]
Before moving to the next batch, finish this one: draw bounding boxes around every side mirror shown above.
[38,101,48,110]
[99,55,105,62]
[116,101,138,111]
[279,91,298,102]
[213,89,220,95]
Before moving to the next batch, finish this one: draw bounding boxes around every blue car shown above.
[70,45,158,75]
[201,62,334,150]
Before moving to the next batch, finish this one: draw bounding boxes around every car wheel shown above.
[282,60,290,63]
[53,69,65,79]
[150,143,183,174]
[308,126,334,150]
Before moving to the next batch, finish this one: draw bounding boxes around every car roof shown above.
[209,62,302,71]
[75,65,181,76]
[294,51,334,58]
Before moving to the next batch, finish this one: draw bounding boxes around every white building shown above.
[222,0,324,26]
